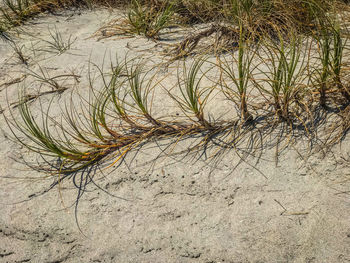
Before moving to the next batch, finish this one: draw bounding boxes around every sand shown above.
[0,8,350,263]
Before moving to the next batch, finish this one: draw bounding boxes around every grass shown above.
[9,66,79,108]
[1,0,348,44]
[0,17,9,39]
[41,25,75,54]
[6,41,350,175]
[126,62,159,124]
[256,33,308,120]
[117,0,349,39]
[6,58,221,173]
[313,18,333,107]
[311,15,350,107]
[330,22,350,102]
[0,0,91,31]
[175,58,213,128]
[2,0,350,176]
[218,24,256,122]
[0,0,33,26]
[126,0,174,39]
[9,41,29,65]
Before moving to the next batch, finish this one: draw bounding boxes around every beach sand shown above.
[0,9,350,263]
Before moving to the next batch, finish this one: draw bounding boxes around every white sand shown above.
[0,9,350,263]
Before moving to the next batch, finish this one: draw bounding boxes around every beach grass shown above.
[2,0,350,174]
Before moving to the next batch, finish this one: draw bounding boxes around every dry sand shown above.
[0,9,350,263]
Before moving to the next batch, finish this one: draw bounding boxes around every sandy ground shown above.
[0,9,350,263]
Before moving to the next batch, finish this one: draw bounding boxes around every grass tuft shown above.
[256,33,308,121]
[218,24,256,122]
[175,58,214,128]
[41,25,75,54]
[127,0,174,39]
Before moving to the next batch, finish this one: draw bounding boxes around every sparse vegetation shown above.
[9,41,29,65]
[40,25,75,54]
[9,67,79,108]
[1,2,350,259]
[1,0,350,175]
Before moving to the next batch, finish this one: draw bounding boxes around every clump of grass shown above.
[0,0,33,26]
[0,19,10,39]
[330,22,350,103]
[312,14,350,107]
[94,0,175,40]
[126,62,161,126]
[313,18,333,107]
[218,24,256,122]
[223,0,276,39]
[1,0,347,58]
[103,61,133,125]
[125,0,174,39]
[1,0,348,34]
[8,91,97,171]
[94,0,347,53]
[173,58,214,128]
[40,25,75,54]
[162,0,349,61]
[256,33,308,121]
[9,41,29,65]
[0,0,92,34]
[165,0,345,38]
[3,0,350,176]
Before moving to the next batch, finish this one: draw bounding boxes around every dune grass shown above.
[1,0,349,38]
[256,34,308,120]
[6,59,225,173]
[6,37,350,174]
[218,24,256,122]
[39,25,75,54]
[125,0,174,39]
[2,0,350,175]
[9,41,29,65]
